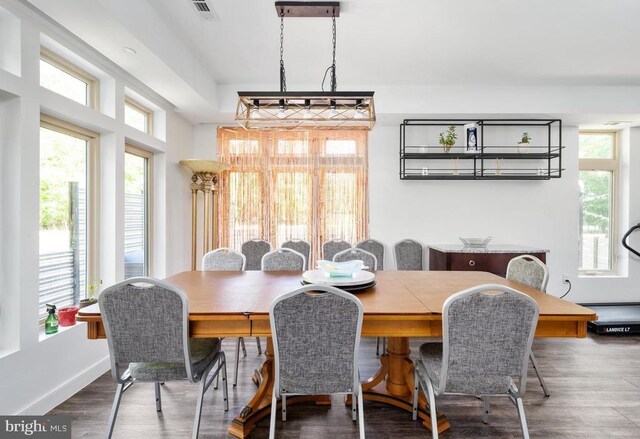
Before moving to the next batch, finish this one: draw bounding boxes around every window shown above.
[218,129,368,266]
[39,116,99,319]
[125,98,153,134]
[39,48,99,108]
[124,146,152,278]
[579,131,618,273]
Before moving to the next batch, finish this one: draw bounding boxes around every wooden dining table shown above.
[77,270,596,438]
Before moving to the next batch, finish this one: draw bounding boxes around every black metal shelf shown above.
[399,119,564,180]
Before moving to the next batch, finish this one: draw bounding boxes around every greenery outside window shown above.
[39,115,99,320]
[124,97,153,134]
[578,131,618,274]
[40,48,99,108]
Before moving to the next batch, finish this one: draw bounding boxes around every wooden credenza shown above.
[428,245,549,277]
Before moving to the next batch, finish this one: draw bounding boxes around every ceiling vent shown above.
[189,0,219,21]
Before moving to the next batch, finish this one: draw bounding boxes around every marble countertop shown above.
[428,244,550,254]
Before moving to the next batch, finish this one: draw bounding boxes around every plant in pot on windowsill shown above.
[78,280,101,309]
[518,132,532,153]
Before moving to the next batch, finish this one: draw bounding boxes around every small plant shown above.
[438,125,457,153]
[519,132,532,144]
[79,280,102,308]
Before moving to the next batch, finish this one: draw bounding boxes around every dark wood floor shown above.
[50,335,640,438]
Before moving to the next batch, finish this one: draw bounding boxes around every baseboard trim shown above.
[19,356,110,415]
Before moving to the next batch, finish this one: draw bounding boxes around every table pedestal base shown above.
[227,337,449,438]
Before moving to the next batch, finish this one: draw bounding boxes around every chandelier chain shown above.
[280,11,287,92]
[330,10,337,92]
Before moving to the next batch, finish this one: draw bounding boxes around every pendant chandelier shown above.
[235,1,375,131]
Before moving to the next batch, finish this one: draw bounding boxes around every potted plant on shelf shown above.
[518,132,532,153]
[438,125,457,153]
[78,280,101,309]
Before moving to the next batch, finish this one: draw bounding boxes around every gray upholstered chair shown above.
[281,239,311,270]
[333,248,377,273]
[269,285,365,438]
[201,249,260,387]
[261,248,306,271]
[412,284,539,439]
[506,254,550,397]
[99,277,228,439]
[322,239,351,261]
[356,239,385,270]
[242,239,272,270]
[202,248,246,271]
[394,239,423,270]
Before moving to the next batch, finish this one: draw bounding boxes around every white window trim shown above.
[39,114,100,320]
[40,47,100,109]
[125,97,154,135]
[124,144,154,277]
[578,130,619,276]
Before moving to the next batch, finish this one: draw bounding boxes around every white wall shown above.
[0,4,195,415]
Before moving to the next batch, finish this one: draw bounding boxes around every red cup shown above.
[58,306,79,326]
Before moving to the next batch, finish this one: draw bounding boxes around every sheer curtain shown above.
[217,128,368,266]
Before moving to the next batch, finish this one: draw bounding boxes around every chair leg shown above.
[155,382,162,412]
[482,396,490,424]
[192,370,208,439]
[269,393,278,439]
[106,383,125,439]
[220,352,229,411]
[281,394,287,421]
[412,367,420,421]
[515,396,530,439]
[425,379,439,439]
[376,337,380,356]
[382,337,387,355]
[214,357,219,390]
[234,338,241,387]
[529,352,550,397]
[357,385,365,439]
[256,337,262,355]
[352,391,357,422]
[240,337,247,357]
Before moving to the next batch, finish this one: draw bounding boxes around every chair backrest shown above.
[506,255,549,292]
[202,248,246,271]
[322,239,351,261]
[439,284,539,396]
[261,248,306,271]
[281,239,311,270]
[99,277,194,383]
[241,239,272,270]
[356,239,385,270]
[270,285,363,396]
[333,248,377,272]
[394,239,423,270]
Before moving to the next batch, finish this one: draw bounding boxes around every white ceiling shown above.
[24,0,640,124]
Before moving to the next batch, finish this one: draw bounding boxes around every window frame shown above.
[124,97,154,135]
[578,130,619,276]
[39,114,100,321]
[124,144,154,277]
[40,48,100,109]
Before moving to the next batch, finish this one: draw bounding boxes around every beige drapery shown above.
[217,128,368,266]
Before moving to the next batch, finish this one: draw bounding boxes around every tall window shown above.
[39,116,98,319]
[40,48,99,108]
[217,129,368,265]
[579,131,618,273]
[124,98,153,134]
[124,146,152,278]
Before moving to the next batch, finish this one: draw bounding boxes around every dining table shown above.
[77,270,597,438]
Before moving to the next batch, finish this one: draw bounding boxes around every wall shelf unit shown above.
[399,119,564,180]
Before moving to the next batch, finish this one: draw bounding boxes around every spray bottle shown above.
[45,304,59,334]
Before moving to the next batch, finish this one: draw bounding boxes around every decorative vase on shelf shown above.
[439,125,457,154]
[518,132,532,153]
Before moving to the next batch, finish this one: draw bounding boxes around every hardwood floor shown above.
[49,335,640,438]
